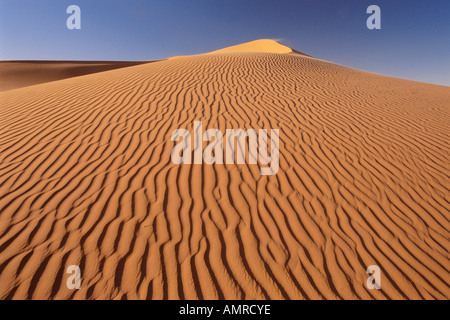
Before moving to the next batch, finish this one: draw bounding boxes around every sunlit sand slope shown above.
[0,41,449,299]
[211,39,293,54]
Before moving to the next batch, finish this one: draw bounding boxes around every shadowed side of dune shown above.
[0,60,152,92]
[0,42,449,300]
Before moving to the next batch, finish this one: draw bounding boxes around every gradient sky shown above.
[0,0,449,86]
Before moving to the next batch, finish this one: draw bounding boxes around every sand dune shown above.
[0,40,449,300]
[0,61,149,92]
[211,39,293,54]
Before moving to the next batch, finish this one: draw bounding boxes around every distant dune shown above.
[0,40,449,300]
[0,61,149,92]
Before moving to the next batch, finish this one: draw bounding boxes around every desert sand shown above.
[0,61,148,92]
[0,40,449,300]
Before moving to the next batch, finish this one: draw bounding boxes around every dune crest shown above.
[210,39,293,54]
[0,42,449,300]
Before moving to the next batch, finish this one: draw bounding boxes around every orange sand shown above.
[0,61,149,92]
[0,40,449,299]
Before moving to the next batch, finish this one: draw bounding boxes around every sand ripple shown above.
[0,49,449,299]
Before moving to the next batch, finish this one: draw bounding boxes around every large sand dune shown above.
[0,40,449,299]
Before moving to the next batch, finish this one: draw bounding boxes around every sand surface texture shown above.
[0,40,449,299]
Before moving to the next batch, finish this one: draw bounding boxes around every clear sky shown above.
[0,0,449,86]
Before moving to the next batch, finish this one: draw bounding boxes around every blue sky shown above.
[0,0,449,85]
